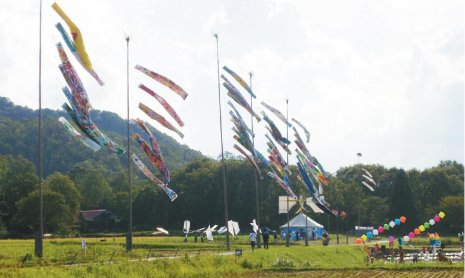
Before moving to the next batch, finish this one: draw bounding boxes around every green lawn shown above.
[0,236,462,277]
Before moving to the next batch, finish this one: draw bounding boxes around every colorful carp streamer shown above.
[139,103,184,139]
[57,43,124,155]
[233,144,263,179]
[131,153,177,201]
[222,66,256,98]
[139,84,184,127]
[361,168,376,191]
[291,118,310,143]
[262,111,291,154]
[293,127,329,182]
[399,212,446,243]
[135,65,188,100]
[267,171,297,199]
[222,74,261,122]
[132,119,170,184]
[52,2,103,85]
[355,216,407,243]
[261,102,292,127]
[58,117,100,152]
[229,102,265,179]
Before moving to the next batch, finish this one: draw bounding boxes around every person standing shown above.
[262,228,270,249]
[249,231,257,251]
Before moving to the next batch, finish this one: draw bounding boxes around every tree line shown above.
[0,153,462,237]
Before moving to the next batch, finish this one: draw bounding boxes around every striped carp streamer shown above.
[135,65,188,100]
[139,84,184,127]
[131,153,177,201]
[139,103,184,139]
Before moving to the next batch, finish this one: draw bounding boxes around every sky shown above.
[0,0,463,173]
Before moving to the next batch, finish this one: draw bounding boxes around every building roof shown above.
[81,209,119,222]
[280,213,324,228]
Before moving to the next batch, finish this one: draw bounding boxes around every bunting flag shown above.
[135,65,188,99]
[58,117,100,152]
[222,74,261,122]
[292,118,310,143]
[131,153,177,201]
[222,66,256,98]
[139,102,184,138]
[233,144,263,179]
[52,2,104,85]
[139,84,184,127]
[261,102,292,127]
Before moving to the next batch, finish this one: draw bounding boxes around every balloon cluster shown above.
[355,216,406,244]
[401,211,445,243]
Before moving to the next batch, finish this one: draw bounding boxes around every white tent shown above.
[280,213,324,240]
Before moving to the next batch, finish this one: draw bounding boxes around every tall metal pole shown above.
[214,34,230,250]
[305,202,308,246]
[34,0,44,258]
[125,36,133,252]
[285,99,290,247]
[249,72,261,249]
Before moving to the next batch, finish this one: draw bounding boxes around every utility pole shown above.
[125,36,133,252]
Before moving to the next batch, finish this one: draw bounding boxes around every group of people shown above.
[249,228,274,251]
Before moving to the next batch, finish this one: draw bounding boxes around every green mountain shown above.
[0,97,204,176]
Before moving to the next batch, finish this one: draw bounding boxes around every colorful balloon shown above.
[429,219,435,225]
[361,235,368,242]
[434,215,440,222]
[395,219,400,225]
[414,228,420,235]
[439,212,445,218]
[409,232,415,238]
[378,227,384,233]
[424,222,430,229]
[384,224,390,230]
[355,238,362,244]
[400,216,406,223]
[419,225,425,232]
[403,235,410,242]
[389,221,395,228]
[373,229,379,236]
[367,232,374,239]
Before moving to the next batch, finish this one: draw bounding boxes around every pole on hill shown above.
[249,72,261,249]
[34,0,44,258]
[285,98,290,247]
[125,36,133,252]
[214,33,230,251]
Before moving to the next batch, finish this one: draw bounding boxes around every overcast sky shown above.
[0,0,463,172]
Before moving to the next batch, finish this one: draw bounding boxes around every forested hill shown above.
[0,97,204,176]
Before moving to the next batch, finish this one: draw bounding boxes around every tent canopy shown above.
[280,213,323,228]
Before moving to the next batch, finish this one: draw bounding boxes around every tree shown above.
[13,190,69,233]
[388,169,417,234]
[44,172,80,229]
[437,195,464,233]
[70,161,113,210]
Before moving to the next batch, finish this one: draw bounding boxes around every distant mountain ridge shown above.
[0,97,204,176]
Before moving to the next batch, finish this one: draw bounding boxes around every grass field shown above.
[0,235,462,277]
